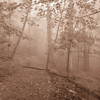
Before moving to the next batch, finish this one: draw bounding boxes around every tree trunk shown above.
[10,3,31,59]
[66,41,71,74]
[83,43,89,71]
[65,0,74,75]
[77,45,80,71]
[66,48,70,73]
[46,4,52,69]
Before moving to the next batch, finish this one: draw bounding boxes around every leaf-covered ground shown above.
[0,61,80,100]
[0,60,100,100]
[0,61,51,100]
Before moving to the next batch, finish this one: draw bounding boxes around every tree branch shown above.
[78,10,100,18]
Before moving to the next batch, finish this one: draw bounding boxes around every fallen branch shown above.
[23,66,46,71]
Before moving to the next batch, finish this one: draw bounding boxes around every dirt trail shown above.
[0,61,100,100]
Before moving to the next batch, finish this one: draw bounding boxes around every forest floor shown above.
[0,60,50,100]
[0,58,100,100]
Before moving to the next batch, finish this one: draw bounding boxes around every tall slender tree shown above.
[10,0,32,59]
[46,3,52,69]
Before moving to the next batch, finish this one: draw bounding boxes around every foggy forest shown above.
[0,0,100,100]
